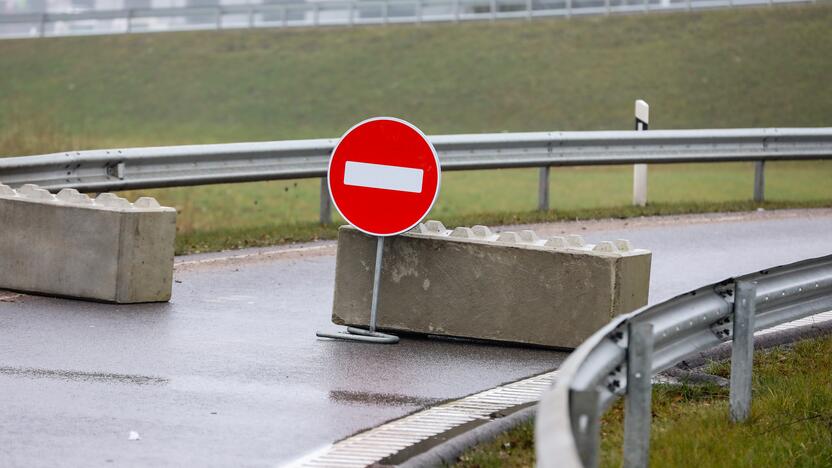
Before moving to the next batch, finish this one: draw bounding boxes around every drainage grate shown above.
[288,371,557,468]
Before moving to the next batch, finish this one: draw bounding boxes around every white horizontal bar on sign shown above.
[343,161,424,193]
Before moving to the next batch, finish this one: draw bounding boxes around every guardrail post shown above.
[633,100,649,207]
[567,0,572,17]
[125,9,133,33]
[39,14,47,37]
[538,166,550,212]
[454,0,461,22]
[570,388,601,468]
[416,0,423,23]
[216,6,222,30]
[623,322,654,468]
[248,8,255,27]
[753,161,765,203]
[730,281,756,423]
[349,1,355,25]
[491,0,497,21]
[320,177,332,225]
[605,0,611,15]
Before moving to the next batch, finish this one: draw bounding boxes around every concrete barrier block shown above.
[0,184,176,303]
[331,222,652,348]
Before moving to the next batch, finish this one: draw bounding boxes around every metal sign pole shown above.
[316,236,399,344]
[368,236,383,333]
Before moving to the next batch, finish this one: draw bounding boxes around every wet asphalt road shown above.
[1,209,830,467]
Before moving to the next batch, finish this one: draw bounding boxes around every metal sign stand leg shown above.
[316,236,399,344]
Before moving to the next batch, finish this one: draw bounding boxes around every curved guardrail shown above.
[535,253,832,468]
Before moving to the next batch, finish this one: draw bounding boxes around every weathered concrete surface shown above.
[332,222,651,348]
[0,184,176,303]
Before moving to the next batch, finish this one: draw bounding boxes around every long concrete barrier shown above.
[0,183,176,303]
[331,221,651,348]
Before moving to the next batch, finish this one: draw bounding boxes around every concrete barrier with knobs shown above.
[0,183,176,303]
[331,221,652,348]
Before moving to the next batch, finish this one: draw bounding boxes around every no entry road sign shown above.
[328,117,441,237]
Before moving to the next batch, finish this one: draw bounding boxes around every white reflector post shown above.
[343,161,424,193]
[633,100,649,207]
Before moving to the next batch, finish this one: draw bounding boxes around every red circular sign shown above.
[328,117,441,237]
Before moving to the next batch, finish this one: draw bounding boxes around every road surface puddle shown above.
[329,389,443,407]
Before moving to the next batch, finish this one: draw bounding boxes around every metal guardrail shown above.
[0,0,817,39]
[1,127,831,223]
[535,254,832,468]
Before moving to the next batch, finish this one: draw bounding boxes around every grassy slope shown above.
[2,4,832,253]
[454,335,832,467]
[2,4,832,150]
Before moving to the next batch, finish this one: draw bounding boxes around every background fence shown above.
[0,0,817,39]
[1,127,831,224]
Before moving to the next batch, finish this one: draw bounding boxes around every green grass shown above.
[2,4,832,252]
[454,335,832,468]
[3,4,832,152]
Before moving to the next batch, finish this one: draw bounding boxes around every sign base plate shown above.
[315,327,399,344]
